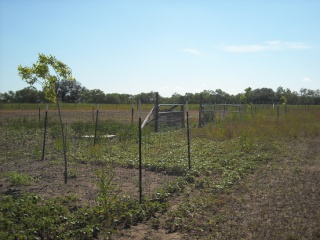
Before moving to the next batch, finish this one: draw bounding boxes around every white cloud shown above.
[302,77,312,82]
[223,41,311,53]
[181,48,200,55]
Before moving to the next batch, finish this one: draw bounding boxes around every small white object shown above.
[82,134,116,139]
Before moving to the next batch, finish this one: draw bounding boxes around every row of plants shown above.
[1,107,319,238]
[0,167,188,239]
[2,107,319,176]
[2,106,319,169]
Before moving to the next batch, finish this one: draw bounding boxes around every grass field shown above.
[0,104,319,239]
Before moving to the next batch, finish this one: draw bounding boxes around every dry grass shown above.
[210,137,320,240]
[1,104,319,239]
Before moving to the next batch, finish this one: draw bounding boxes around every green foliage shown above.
[18,53,75,103]
[0,189,169,239]
[240,87,252,103]
[0,195,100,239]
[95,167,119,219]
[6,172,33,186]
[1,104,320,238]
[18,53,75,184]
[281,95,287,105]
[15,86,41,103]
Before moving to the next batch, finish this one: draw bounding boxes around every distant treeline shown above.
[1,80,319,105]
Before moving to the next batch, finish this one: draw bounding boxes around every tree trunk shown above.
[56,96,68,184]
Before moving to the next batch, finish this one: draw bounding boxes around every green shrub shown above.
[6,172,33,186]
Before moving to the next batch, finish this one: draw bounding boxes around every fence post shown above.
[94,104,99,146]
[181,104,185,128]
[138,101,142,204]
[38,105,41,122]
[92,105,95,123]
[154,92,159,132]
[131,103,134,125]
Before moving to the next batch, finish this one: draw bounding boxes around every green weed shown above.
[6,172,33,186]
[0,194,100,239]
[95,167,119,220]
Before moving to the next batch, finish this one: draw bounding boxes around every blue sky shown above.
[0,0,319,97]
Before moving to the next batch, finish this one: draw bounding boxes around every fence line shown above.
[0,107,187,201]
[1,104,317,202]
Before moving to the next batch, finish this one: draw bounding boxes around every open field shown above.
[0,104,319,239]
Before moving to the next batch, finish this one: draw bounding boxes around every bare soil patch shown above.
[114,137,320,239]
[0,159,176,207]
[208,137,319,239]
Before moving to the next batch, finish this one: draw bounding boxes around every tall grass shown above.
[192,107,320,142]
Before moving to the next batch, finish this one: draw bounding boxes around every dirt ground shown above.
[1,136,319,239]
[114,137,320,240]
[0,160,176,206]
[210,137,320,239]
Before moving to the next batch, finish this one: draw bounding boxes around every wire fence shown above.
[0,106,188,202]
[1,103,312,202]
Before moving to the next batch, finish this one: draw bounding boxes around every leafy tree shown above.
[240,87,252,104]
[251,88,275,103]
[18,53,75,184]
[299,88,315,104]
[78,87,91,103]
[89,89,106,103]
[15,86,40,103]
[275,86,284,102]
[171,92,183,103]
[125,94,135,104]
[137,91,157,104]
[315,89,320,104]
[57,79,84,103]
[184,93,194,103]
[105,93,119,104]
[0,90,16,103]
[214,89,230,103]
[200,90,213,103]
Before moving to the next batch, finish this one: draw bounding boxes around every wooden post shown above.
[154,92,159,132]
[92,106,95,123]
[38,105,41,122]
[131,103,134,125]
[138,101,142,204]
[181,104,185,128]
[94,104,99,146]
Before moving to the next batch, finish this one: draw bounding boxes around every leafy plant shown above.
[95,167,119,220]
[18,53,75,184]
[6,172,33,186]
[0,194,100,239]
